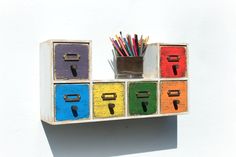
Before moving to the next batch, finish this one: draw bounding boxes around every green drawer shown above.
[128,82,157,115]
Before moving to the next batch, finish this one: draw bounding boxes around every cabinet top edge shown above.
[158,43,188,46]
[40,39,92,45]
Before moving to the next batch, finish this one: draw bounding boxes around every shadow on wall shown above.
[42,116,177,157]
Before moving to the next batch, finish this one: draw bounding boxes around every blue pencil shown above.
[123,38,132,56]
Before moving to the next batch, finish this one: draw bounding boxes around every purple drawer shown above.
[54,42,89,80]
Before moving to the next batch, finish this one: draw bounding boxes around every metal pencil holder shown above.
[115,56,143,79]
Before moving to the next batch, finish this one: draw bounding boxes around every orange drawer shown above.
[160,80,187,114]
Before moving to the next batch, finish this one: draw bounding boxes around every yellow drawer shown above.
[93,82,125,118]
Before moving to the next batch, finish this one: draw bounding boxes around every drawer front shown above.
[129,82,157,115]
[160,46,187,78]
[54,43,89,80]
[93,83,125,118]
[55,84,90,121]
[160,81,187,114]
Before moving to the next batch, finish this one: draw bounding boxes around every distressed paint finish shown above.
[54,43,89,80]
[55,84,90,121]
[160,81,187,114]
[129,82,157,115]
[160,46,187,78]
[93,83,125,118]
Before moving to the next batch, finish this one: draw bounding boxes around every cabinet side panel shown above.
[143,43,158,78]
[40,41,53,123]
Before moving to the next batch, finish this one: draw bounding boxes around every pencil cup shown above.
[115,56,143,79]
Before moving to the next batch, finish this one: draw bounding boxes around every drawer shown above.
[93,82,125,118]
[160,81,187,114]
[55,84,90,121]
[54,42,90,80]
[128,82,157,115]
[160,45,187,78]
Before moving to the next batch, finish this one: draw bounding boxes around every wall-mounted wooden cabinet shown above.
[40,40,188,125]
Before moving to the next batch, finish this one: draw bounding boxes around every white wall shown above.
[0,0,236,156]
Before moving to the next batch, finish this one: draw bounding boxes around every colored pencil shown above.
[114,40,125,56]
[124,38,132,56]
[140,35,143,56]
[109,37,124,56]
[132,38,138,56]
[127,34,134,56]
[134,34,139,56]
[110,32,149,57]
[118,37,129,56]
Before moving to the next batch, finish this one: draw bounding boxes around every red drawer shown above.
[160,45,187,78]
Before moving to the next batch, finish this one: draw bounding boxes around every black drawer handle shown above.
[136,91,150,98]
[167,55,180,62]
[167,90,180,97]
[101,93,117,101]
[63,53,80,61]
[71,105,78,117]
[172,64,179,75]
[70,65,78,77]
[173,100,180,110]
[108,103,115,115]
[141,101,148,112]
[64,94,81,102]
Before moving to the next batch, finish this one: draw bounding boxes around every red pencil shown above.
[132,38,138,56]
[118,37,129,56]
